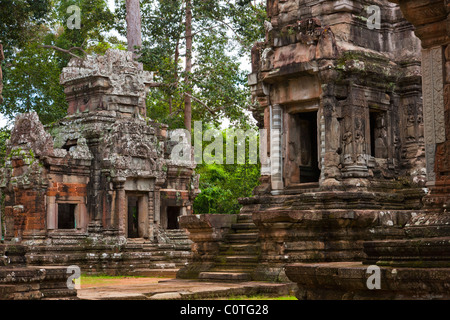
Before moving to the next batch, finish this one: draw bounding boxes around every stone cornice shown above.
[391,0,449,48]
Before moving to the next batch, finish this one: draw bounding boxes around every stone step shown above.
[236,215,253,223]
[210,263,258,272]
[226,233,259,243]
[199,272,252,282]
[219,243,260,255]
[231,223,258,231]
[215,255,259,264]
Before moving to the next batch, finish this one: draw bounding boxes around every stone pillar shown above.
[422,47,445,184]
[341,85,370,179]
[113,179,126,236]
[391,0,450,210]
[321,83,342,186]
[154,186,161,225]
[46,196,57,230]
[270,104,284,194]
[148,191,154,240]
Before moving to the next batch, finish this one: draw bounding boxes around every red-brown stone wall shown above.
[46,182,87,198]
[5,189,47,238]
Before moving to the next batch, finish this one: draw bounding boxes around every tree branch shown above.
[183,92,227,118]
[40,45,87,59]
[183,92,216,115]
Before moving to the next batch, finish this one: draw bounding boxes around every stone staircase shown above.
[199,214,260,281]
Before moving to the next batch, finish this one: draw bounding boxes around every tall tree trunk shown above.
[126,0,143,65]
[0,43,4,104]
[184,0,193,132]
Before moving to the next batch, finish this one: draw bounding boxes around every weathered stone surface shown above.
[0,49,198,290]
[285,262,450,300]
[0,244,77,300]
[284,0,450,299]
[180,1,430,285]
[177,214,238,279]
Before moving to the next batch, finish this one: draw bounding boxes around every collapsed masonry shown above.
[0,50,198,276]
[178,0,449,296]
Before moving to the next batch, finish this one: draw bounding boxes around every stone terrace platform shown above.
[78,278,296,300]
[285,262,450,300]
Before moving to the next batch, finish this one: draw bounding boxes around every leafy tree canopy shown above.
[115,0,266,130]
[0,0,121,125]
[193,125,261,214]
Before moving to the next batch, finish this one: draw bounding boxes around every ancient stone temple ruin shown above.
[1,0,450,301]
[285,0,450,300]
[179,0,450,298]
[0,50,198,275]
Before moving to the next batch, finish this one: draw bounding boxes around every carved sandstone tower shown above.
[0,50,198,275]
[178,0,428,283]
[285,0,450,299]
[239,0,427,281]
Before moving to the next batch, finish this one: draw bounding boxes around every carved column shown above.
[270,104,284,194]
[154,186,161,226]
[321,82,342,186]
[391,0,450,210]
[341,85,370,179]
[113,178,126,236]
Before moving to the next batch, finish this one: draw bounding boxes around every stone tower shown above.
[0,50,198,274]
[178,0,429,283]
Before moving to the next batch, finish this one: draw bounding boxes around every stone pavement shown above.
[78,278,297,300]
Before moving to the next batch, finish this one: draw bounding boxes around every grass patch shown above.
[80,274,163,288]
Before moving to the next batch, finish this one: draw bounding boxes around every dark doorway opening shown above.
[369,111,377,157]
[58,203,76,229]
[167,207,181,230]
[297,111,320,183]
[127,196,139,238]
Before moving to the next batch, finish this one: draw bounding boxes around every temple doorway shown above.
[127,196,140,238]
[297,111,320,183]
[285,110,321,186]
[167,206,181,230]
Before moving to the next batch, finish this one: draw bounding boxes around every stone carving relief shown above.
[9,112,54,158]
[101,119,164,178]
[343,130,353,164]
[422,47,445,182]
[60,49,153,115]
[374,113,388,159]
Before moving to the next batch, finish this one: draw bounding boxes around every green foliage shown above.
[1,34,68,124]
[114,0,266,129]
[193,126,260,214]
[0,128,11,166]
[0,0,50,50]
[0,0,119,125]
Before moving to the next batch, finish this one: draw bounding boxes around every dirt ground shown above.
[77,276,297,300]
